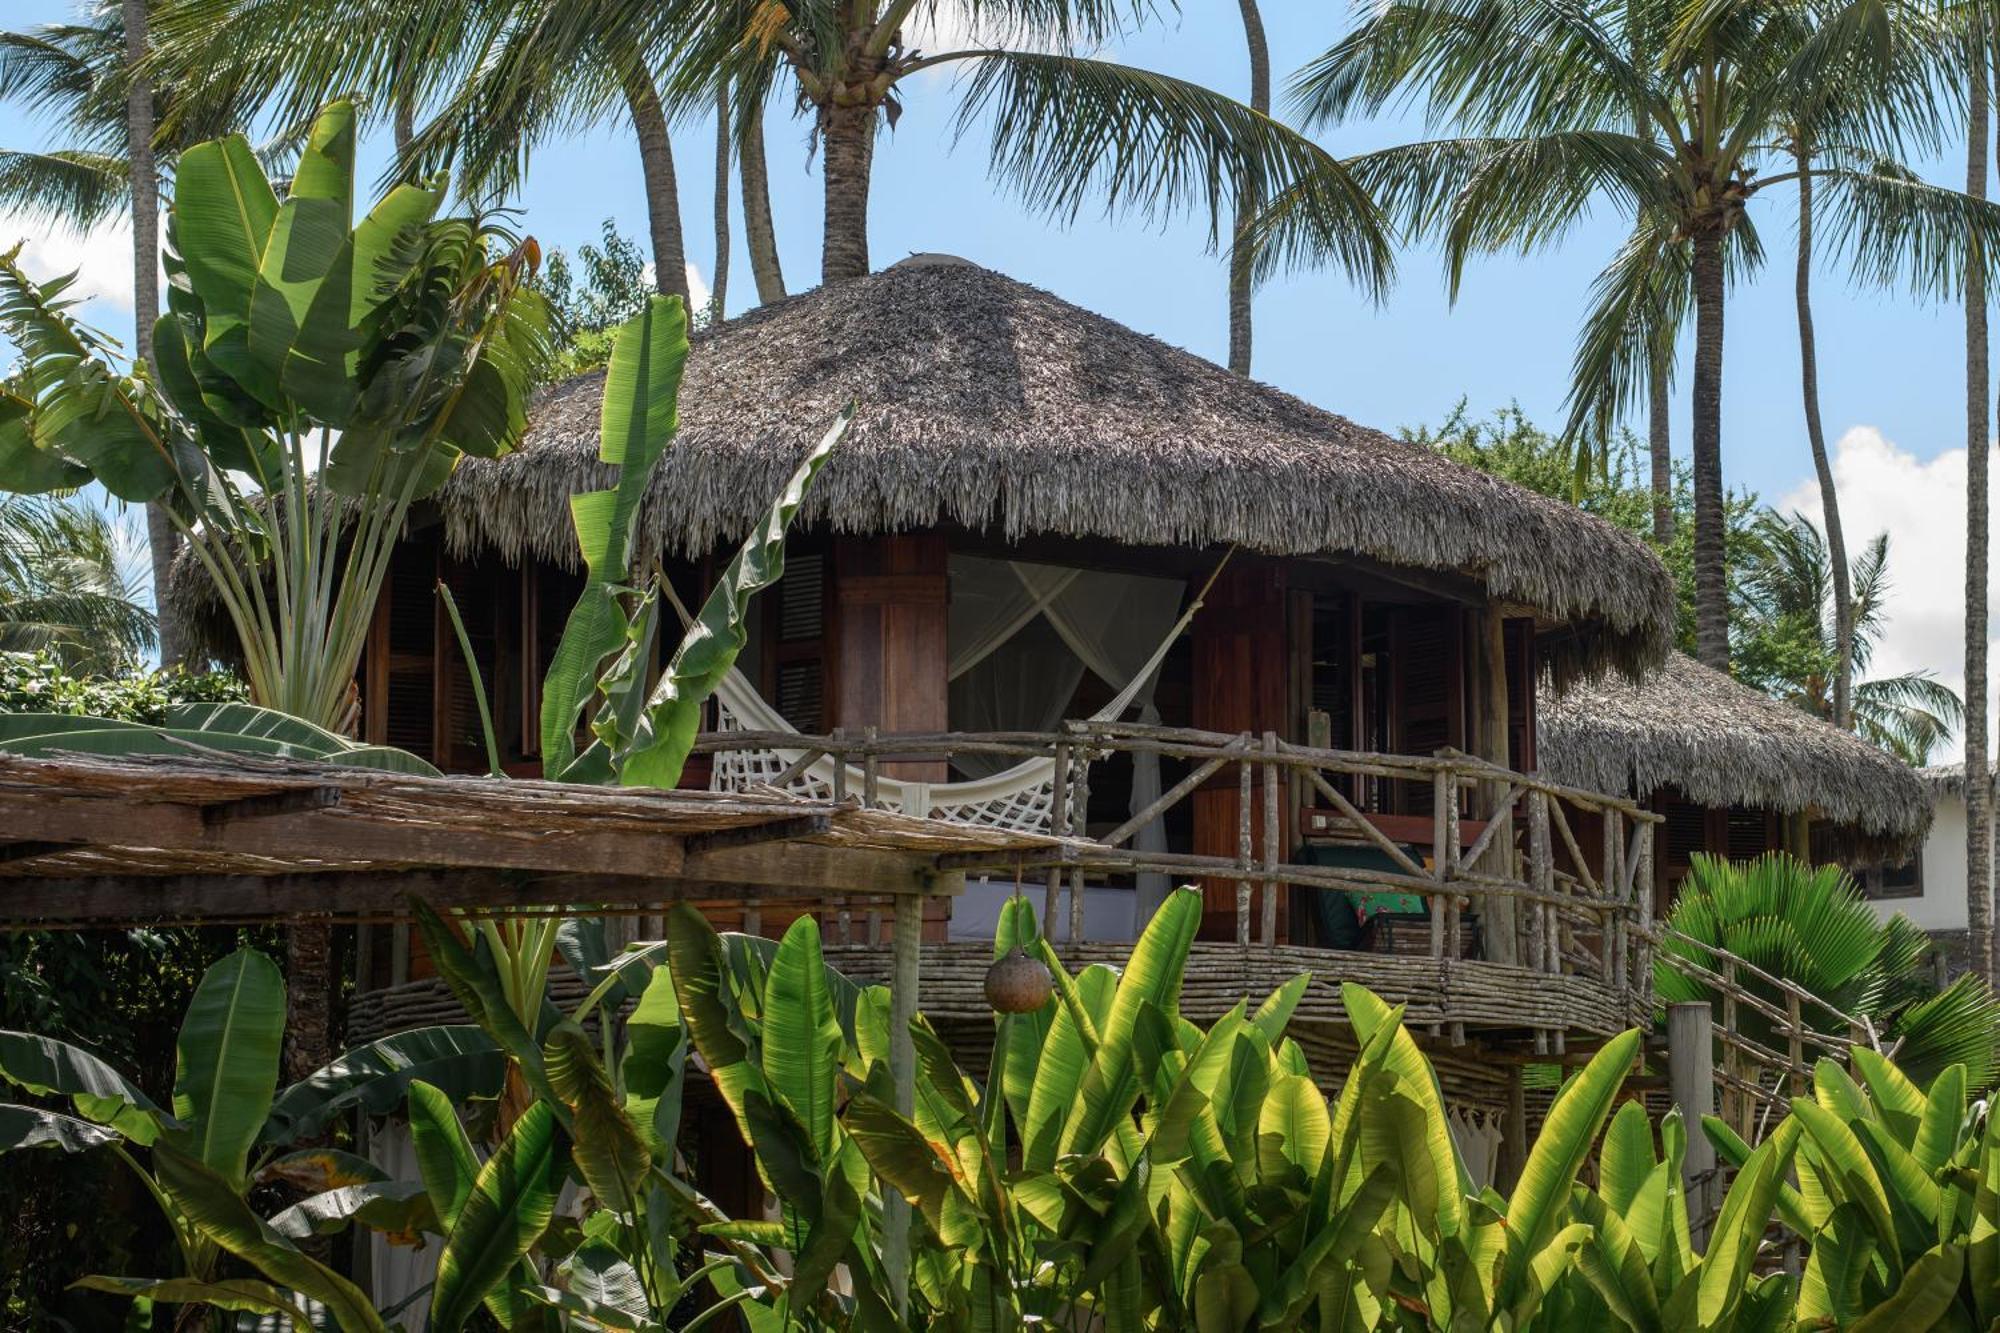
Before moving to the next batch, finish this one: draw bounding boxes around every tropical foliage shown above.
[1736,510,1963,764]
[0,98,548,730]
[1658,854,2000,1090]
[0,495,155,671]
[8,886,1994,1331]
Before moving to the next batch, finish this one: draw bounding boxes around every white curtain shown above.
[947,556,1184,886]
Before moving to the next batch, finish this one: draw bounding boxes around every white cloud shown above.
[1779,425,2000,763]
[0,211,138,314]
[902,0,1098,77]
[637,260,713,316]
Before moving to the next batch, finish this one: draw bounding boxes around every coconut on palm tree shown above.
[1282,0,1995,676]
[1735,510,1962,766]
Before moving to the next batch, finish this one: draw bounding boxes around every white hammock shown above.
[675,570,1215,835]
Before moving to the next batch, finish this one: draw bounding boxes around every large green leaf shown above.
[169,947,286,1184]
[1501,1027,1640,1303]
[1850,1242,1965,1332]
[760,916,842,1164]
[429,1100,563,1333]
[71,1276,314,1323]
[0,1029,169,1142]
[666,903,769,1139]
[1342,982,1466,1239]
[544,1020,651,1216]
[172,133,280,405]
[610,404,852,788]
[406,1079,479,1232]
[1059,886,1201,1158]
[1695,1119,1801,1329]
[267,1180,437,1241]
[621,965,688,1157]
[247,101,355,406]
[152,1141,386,1332]
[539,295,689,779]
[263,1025,502,1145]
[0,1102,119,1153]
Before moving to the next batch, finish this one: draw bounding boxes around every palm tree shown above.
[711,75,731,319]
[0,5,251,667]
[439,0,1395,292]
[154,0,696,308]
[1285,0,1989,674]
[1965,11,1994,985]
[1737,510,1963,766]
[0,493,154,672]
[738,64,786,304]
[1228,0,1269,375]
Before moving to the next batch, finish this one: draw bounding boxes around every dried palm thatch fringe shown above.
[1538,652,1931,856]
[324,258,1673,685]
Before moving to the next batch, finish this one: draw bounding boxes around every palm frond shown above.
[958,52,1394,299]
[1817,156,2000,301]
[0,148,129,229]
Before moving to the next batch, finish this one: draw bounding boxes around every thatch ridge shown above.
[1538,651,1931,851]
[428,259,1675,681]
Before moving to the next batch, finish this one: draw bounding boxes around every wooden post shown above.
[1475,605,1519,965]
[882,892,922,1314]
[1069,750,1091,946]
[1430,770,1448,961]
[1500,1064,1529,1191]
[1527,791,1551,975]
[1720,958,1741,1136]
[1236,743,1253,947]
[1261,732,1280,947]
[1046,741,1070,938]
[1668,1002,1719,1248]
[1786,991,1805,1100]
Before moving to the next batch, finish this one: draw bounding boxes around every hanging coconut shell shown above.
[984,945,1054,1013]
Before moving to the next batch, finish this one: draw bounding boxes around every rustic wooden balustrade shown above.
[692,719,1662,1028]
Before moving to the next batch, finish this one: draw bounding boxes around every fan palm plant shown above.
[1658,854,2000,1089]
[1736,510,1962,764]
[0,493,154,672]
[1282,0,1992,675]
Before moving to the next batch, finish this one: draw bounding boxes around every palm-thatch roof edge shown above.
[1538,652,1931,854]
[412,259,1675,683]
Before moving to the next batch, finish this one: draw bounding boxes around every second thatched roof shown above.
[1538,652,1931,853]
[434,257,1675,681]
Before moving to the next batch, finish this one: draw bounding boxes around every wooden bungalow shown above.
[1537,650,1931,916]
[176,256,1685,1173]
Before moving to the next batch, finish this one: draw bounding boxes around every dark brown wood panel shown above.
[1190,563,1291,941]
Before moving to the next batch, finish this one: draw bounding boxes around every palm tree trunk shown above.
[741,86,786,304]
[1690,226,1730,672]
[1227,0,1270,376]
[1648,340,1673,544]
[821,105,874,283]
[1795,146,1854,733]
[393,95,414,158]
[123,0,182,669]
[1968,49,1993,983]
[619,63,691,308]
[712,78,732,320]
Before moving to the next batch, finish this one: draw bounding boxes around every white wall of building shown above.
[1874,790,1973,933]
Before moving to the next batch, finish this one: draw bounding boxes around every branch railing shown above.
[692,719,1661,1023]
[1652,927,1881,1139]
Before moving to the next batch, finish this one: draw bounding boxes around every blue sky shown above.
[4,0,1995,751]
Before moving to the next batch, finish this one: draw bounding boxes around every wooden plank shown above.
[683,814,833,855]
[201,786,342,827]
[0,840,76,865]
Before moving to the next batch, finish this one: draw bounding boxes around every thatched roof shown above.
[428,257,1674,681]
[1538,652,1931,853]
[1920,763,1990,798]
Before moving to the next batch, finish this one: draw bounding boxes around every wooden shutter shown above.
[769,551,830,732]
[1503,617,1537,772]
[1387,606,1464,815]
[363,531,441,764]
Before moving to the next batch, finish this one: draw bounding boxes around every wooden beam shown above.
[0,861,957,927]
[0,840,77,865]
[682,814,833,855]
[200,786,341,827]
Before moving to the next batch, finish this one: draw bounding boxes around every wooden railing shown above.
[1653,928,1881,1140]
[692,719,1662,1029]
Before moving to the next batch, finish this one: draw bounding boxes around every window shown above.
[1855,852,1923,900]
